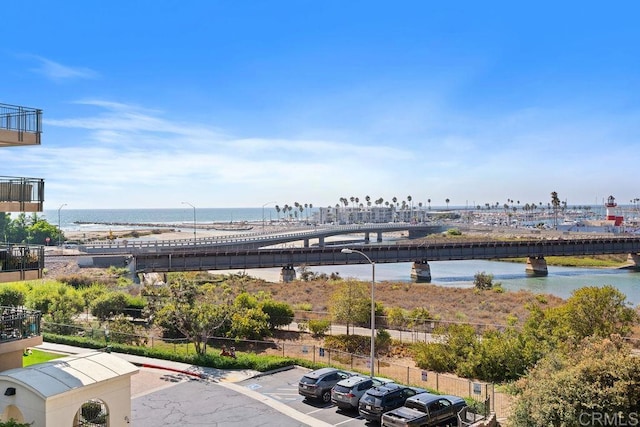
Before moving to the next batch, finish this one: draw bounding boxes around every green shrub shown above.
[325,334,369,354]
[473,271,494,290]
[308,319,331,337]
[293,303,313,311]
[376,329,392,355]
[57,274,96,288]
[91,292,129,321]
[446,228,462,236]
[0,285,27,307]
[108,315,147,346]
[0,419,34,427]
[43,333,309,373]
[412,342,455,372]
[261,300,294,329]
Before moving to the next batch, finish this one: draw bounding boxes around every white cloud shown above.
[5,98,640,209]
[26,55,99,82]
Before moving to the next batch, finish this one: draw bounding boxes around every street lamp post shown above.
[181,202,196,242]
[340,248,376,378]
[262,201,276,232]
[57,203,67,246]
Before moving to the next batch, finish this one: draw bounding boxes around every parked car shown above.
[381,392,466,427]
[358,383,426,422]
[298,367,352,403]
[331,376,393,410]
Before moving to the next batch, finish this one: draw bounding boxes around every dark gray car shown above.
[298,367,352,403]
[358,383,425,423]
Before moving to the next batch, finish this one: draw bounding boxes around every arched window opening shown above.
[74,398,109,427]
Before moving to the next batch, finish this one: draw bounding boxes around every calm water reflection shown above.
[306,260,640,305]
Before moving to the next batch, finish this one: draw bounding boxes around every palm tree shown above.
[551,191,561,229]
[275,205,281,221]
[427,198,431,210]
[445,198,450,209]
[365,195,372,222]
[407,195,413,221]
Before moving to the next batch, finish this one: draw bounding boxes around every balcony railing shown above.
[0,244,45,283]
[0,176,45,212]
[0,306,41,343]
[0,103,42,146]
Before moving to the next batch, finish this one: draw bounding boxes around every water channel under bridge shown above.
[131,236,640,282]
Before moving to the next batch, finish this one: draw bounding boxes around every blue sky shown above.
[2,1,639,209]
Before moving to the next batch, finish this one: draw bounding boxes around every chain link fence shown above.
[41,321,512,419]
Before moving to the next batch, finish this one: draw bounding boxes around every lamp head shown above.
[341,248,353,254]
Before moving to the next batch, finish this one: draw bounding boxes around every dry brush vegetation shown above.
[235,278,565,327]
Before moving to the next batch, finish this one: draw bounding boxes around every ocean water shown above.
[44,208,282,232]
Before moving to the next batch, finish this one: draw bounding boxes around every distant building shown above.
[315,206,433,224]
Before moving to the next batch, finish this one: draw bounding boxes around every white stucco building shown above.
[0,351,138,426]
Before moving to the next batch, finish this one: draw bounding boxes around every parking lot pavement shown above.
[237,366,371,427]
[132,370,316,427]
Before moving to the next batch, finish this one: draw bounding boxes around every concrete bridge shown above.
[79,223,445,254]
[127,236,640,282]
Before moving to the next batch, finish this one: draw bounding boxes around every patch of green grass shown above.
[497,255,627,268]
[23,349,63,367]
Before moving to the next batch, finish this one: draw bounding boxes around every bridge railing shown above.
[77,223,439,254]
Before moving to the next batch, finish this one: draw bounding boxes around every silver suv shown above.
[298,368,352,403]
[331,376,393,410]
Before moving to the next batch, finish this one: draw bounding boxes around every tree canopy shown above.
[510,336,640,426]
[329,280,371,335]
[0,212,62,244]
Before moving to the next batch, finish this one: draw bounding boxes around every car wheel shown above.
[322,390,331,403]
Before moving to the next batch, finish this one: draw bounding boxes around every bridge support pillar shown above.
[526,256,548,276]
[627,253,640,269]
[318,237,325,247]
[303,239,309,248]
[364,232,370,244]
[410,260,431,282]
[280,265,297,282]
[376,232,383,242]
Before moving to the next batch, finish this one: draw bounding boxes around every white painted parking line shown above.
[306,407,331,415]
[265,392,300,401]
[335,417,363,425]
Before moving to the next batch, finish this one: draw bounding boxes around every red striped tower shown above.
[605,195,624,226]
